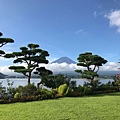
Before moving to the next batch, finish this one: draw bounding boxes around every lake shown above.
[0,78,114,88]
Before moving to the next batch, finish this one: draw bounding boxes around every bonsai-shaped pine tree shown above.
[0,32,14,56]
[34,67,53,88]
[75,52,107,82]
[5,43,49,84]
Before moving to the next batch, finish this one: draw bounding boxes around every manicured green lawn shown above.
[0,92,120,120]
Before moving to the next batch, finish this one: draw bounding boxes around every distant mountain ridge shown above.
[0,72,7,79]
[51,57,76,64]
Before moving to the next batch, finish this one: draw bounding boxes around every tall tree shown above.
[5,43,49,84]
[0,32,14,56]
[34,67,53,88]
[75,52,107,82]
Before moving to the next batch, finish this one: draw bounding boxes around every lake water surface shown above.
[0,78,114,88]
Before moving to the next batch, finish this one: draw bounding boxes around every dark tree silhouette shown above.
[34,67,53,88]
[75,52,107,82]
[5,43,49,84]
[0,32,14,56]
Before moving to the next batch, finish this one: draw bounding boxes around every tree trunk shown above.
[86,77,94,85]
[27,72,31,84]
[37,80,42,89]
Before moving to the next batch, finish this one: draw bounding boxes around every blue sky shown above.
[0,0,120,74]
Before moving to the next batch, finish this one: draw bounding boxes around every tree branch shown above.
[96,66,99,73]
[0,43,6,47]
[92,65,96,72]
[84,59,90,70]
[23,73,28,77]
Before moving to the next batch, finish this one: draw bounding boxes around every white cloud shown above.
[0,66,18,75]
[98,5,103,9]
[1,44,15,53]
[105,10,120,32]
[0,57,5,60]
[93,11,97,18]
[93,10,106,18]
[75,29,84,34]
[0,62,119,75]
[0,63,28,76]
[39,62,120,72]
[100,62,119,71]
[39,62,84,72]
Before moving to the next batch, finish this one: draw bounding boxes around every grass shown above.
[0,92,120,120]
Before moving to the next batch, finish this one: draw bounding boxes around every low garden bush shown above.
[83,86,92,95]
[68,91,84,97]
[0,79,119,104]
[14,92,20,99]
[74,85,84,93]
[16,83,37,96]
[35,88,55,100]
[58,83,70,96]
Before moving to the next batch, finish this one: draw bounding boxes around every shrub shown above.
[16,83,37,96]
[58,83,70,96]
[35,88,54,100]
[68,91,84,97]
[19,96,38,102]
[69,81,77,90]
[75,85,84,93]
[83,86,92,95]
[14,92,20,99]
[50,88,58,97]
[96,84,117,92]
[6,79,16,95]
[0,82,6,95]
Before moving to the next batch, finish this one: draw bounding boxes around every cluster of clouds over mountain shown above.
[40,62,119,72]
[0,61,119,76]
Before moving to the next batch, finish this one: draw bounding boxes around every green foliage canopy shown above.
[75,52,107,82]
[5,43,49,84]
[0,32,14,56]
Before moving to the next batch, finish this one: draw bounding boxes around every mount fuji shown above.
[51,57,76,64]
